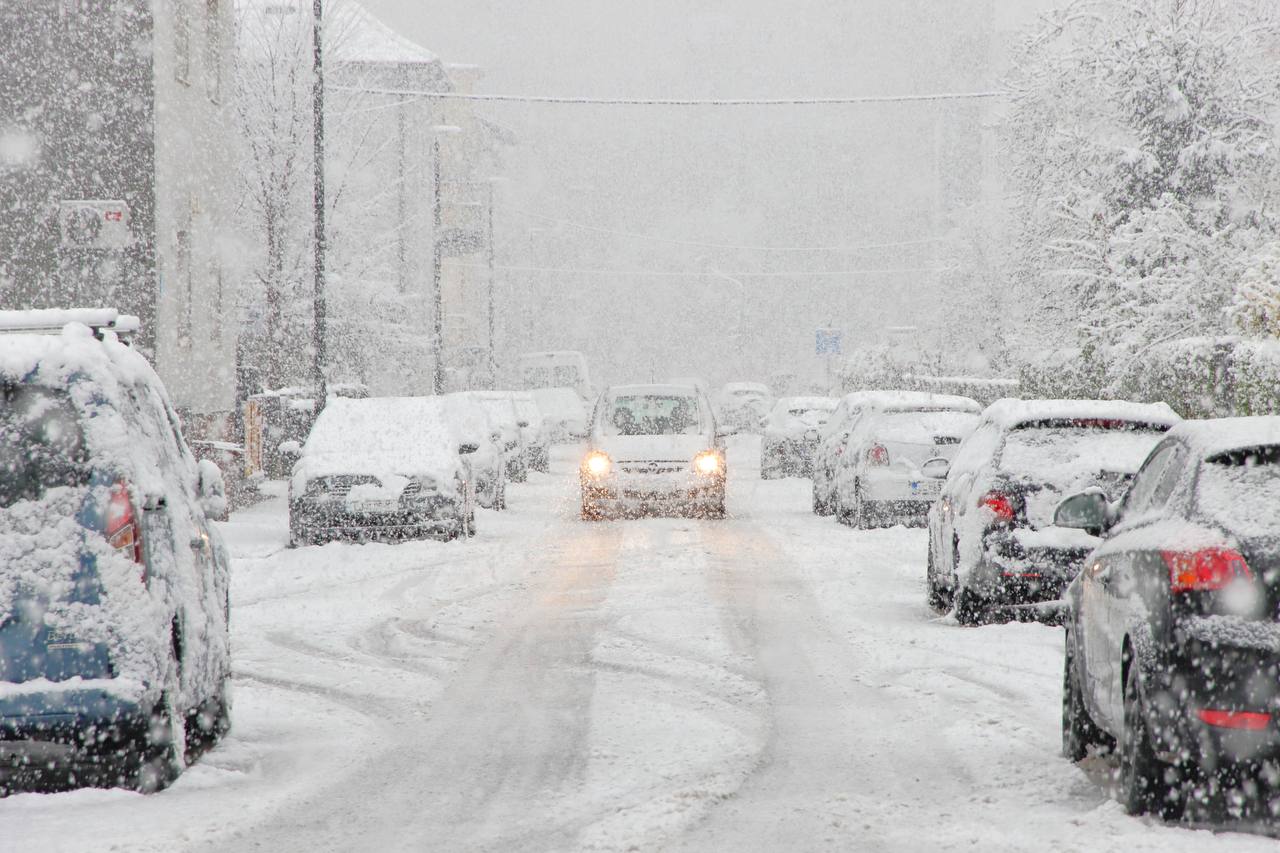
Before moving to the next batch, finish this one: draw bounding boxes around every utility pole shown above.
[311,0,327,402]
[486,179,496,389]
[430,136,444,395]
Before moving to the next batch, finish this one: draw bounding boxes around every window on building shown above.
[174,1,191,84]
[204,0,222,103]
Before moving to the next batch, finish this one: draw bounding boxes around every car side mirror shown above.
[197,459,228,521]
[921,458,950,479]
[1054,491,1110,536]
[458,443,479,455]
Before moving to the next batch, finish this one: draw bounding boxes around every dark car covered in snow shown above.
[759,396,836,479]
[1060,417,1280,818]
[288,395,477,545]
[926,399,1179,624]
[0,310,231,794]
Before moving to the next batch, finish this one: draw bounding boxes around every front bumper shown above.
[292,499,466,542]
[582,471,725,513]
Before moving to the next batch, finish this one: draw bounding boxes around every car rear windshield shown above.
[875,410,979,444]
[605,395,701,436]
[1198,445,1280,535]
[787,407,830,428]
[1000,420,1168,483]
[0,385,91,507]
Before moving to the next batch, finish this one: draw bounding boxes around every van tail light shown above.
[1197,709,1271,730]
[866,444,889,466]
[1162,548,1252,593]
[106,481,144,566]
[978,490,1016,523]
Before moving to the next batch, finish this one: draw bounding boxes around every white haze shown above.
[361,0,1057,388]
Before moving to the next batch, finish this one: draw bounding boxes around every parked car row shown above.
[802,386,1280,818]
[287,388,568,546]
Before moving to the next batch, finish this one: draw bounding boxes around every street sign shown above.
[816,328,843,356]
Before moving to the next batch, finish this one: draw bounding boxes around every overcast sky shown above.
[360,0,1057,387]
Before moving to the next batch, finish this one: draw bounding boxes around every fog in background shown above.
[363,0,1056,388]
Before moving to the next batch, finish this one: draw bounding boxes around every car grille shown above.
[313,474,380,498]
[619,461,686,475]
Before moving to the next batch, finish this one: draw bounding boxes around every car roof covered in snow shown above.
[607,383,704,398]
[1167,416,1280,458]
[302,395,459,480]
[774,396,837,411]
[839,390,981,413]
[979,398,1181,432]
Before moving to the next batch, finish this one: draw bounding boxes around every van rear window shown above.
[0,385,90,507]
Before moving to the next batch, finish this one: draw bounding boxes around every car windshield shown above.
[0,384,91,508]
[605,394,701,435]
[1197,446,1280,536]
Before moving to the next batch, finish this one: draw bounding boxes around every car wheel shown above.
[812,477,834,516]
[1062,632,1111,761]
[581,492,602,521]
[849,485,870,529]
[926,538,952,613]
[113,692,183,794]
[1119,660,1182,818]
[954,583,987,626]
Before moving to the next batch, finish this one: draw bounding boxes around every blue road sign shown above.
[816,328,843,356]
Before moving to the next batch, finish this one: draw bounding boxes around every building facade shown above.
[0,0,241,435]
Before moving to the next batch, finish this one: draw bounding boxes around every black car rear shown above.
[1062,424,1280,817]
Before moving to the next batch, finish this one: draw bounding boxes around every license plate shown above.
[911,480,941,498]
[351,499,398,513]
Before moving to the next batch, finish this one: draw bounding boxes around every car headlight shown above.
[584,451,612,477]
[694,451,722,475]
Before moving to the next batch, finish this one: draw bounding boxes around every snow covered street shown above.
[4,439,1279,852]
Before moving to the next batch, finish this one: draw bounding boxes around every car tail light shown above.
[1162,548,1253,593]
[106,481,144,565]
[1197,709,1271,730]
[866,444,889,466]
[978,490,1015,523]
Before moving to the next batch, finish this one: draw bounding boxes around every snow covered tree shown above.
[1231,242,1280,339]
[1003,0,1280,374]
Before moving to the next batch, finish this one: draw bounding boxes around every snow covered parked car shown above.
[513,392,550,473]
[0,312,231,794]
[926,399,1179,625]
[714,382,773,434]
[580,383,726,519]
[532,386,588,444]
[760,396,836,478]
[287,396,476,546]
[832,393,981,527]
[1059,417,1280,818]
[443,393,508,510]
[466,391,528,483]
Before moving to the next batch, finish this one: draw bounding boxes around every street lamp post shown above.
[429,125,461,396]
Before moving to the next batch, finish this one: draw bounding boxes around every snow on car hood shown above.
[593,434,712,463]
[296,397,462,494]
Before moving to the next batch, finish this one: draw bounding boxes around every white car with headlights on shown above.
[580,384,726,520]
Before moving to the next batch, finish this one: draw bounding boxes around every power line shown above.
[443,261,956,278]
[506,206,951,254]
[331,86,1006,106]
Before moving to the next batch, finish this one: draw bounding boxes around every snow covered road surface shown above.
[4,442,1280,851]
